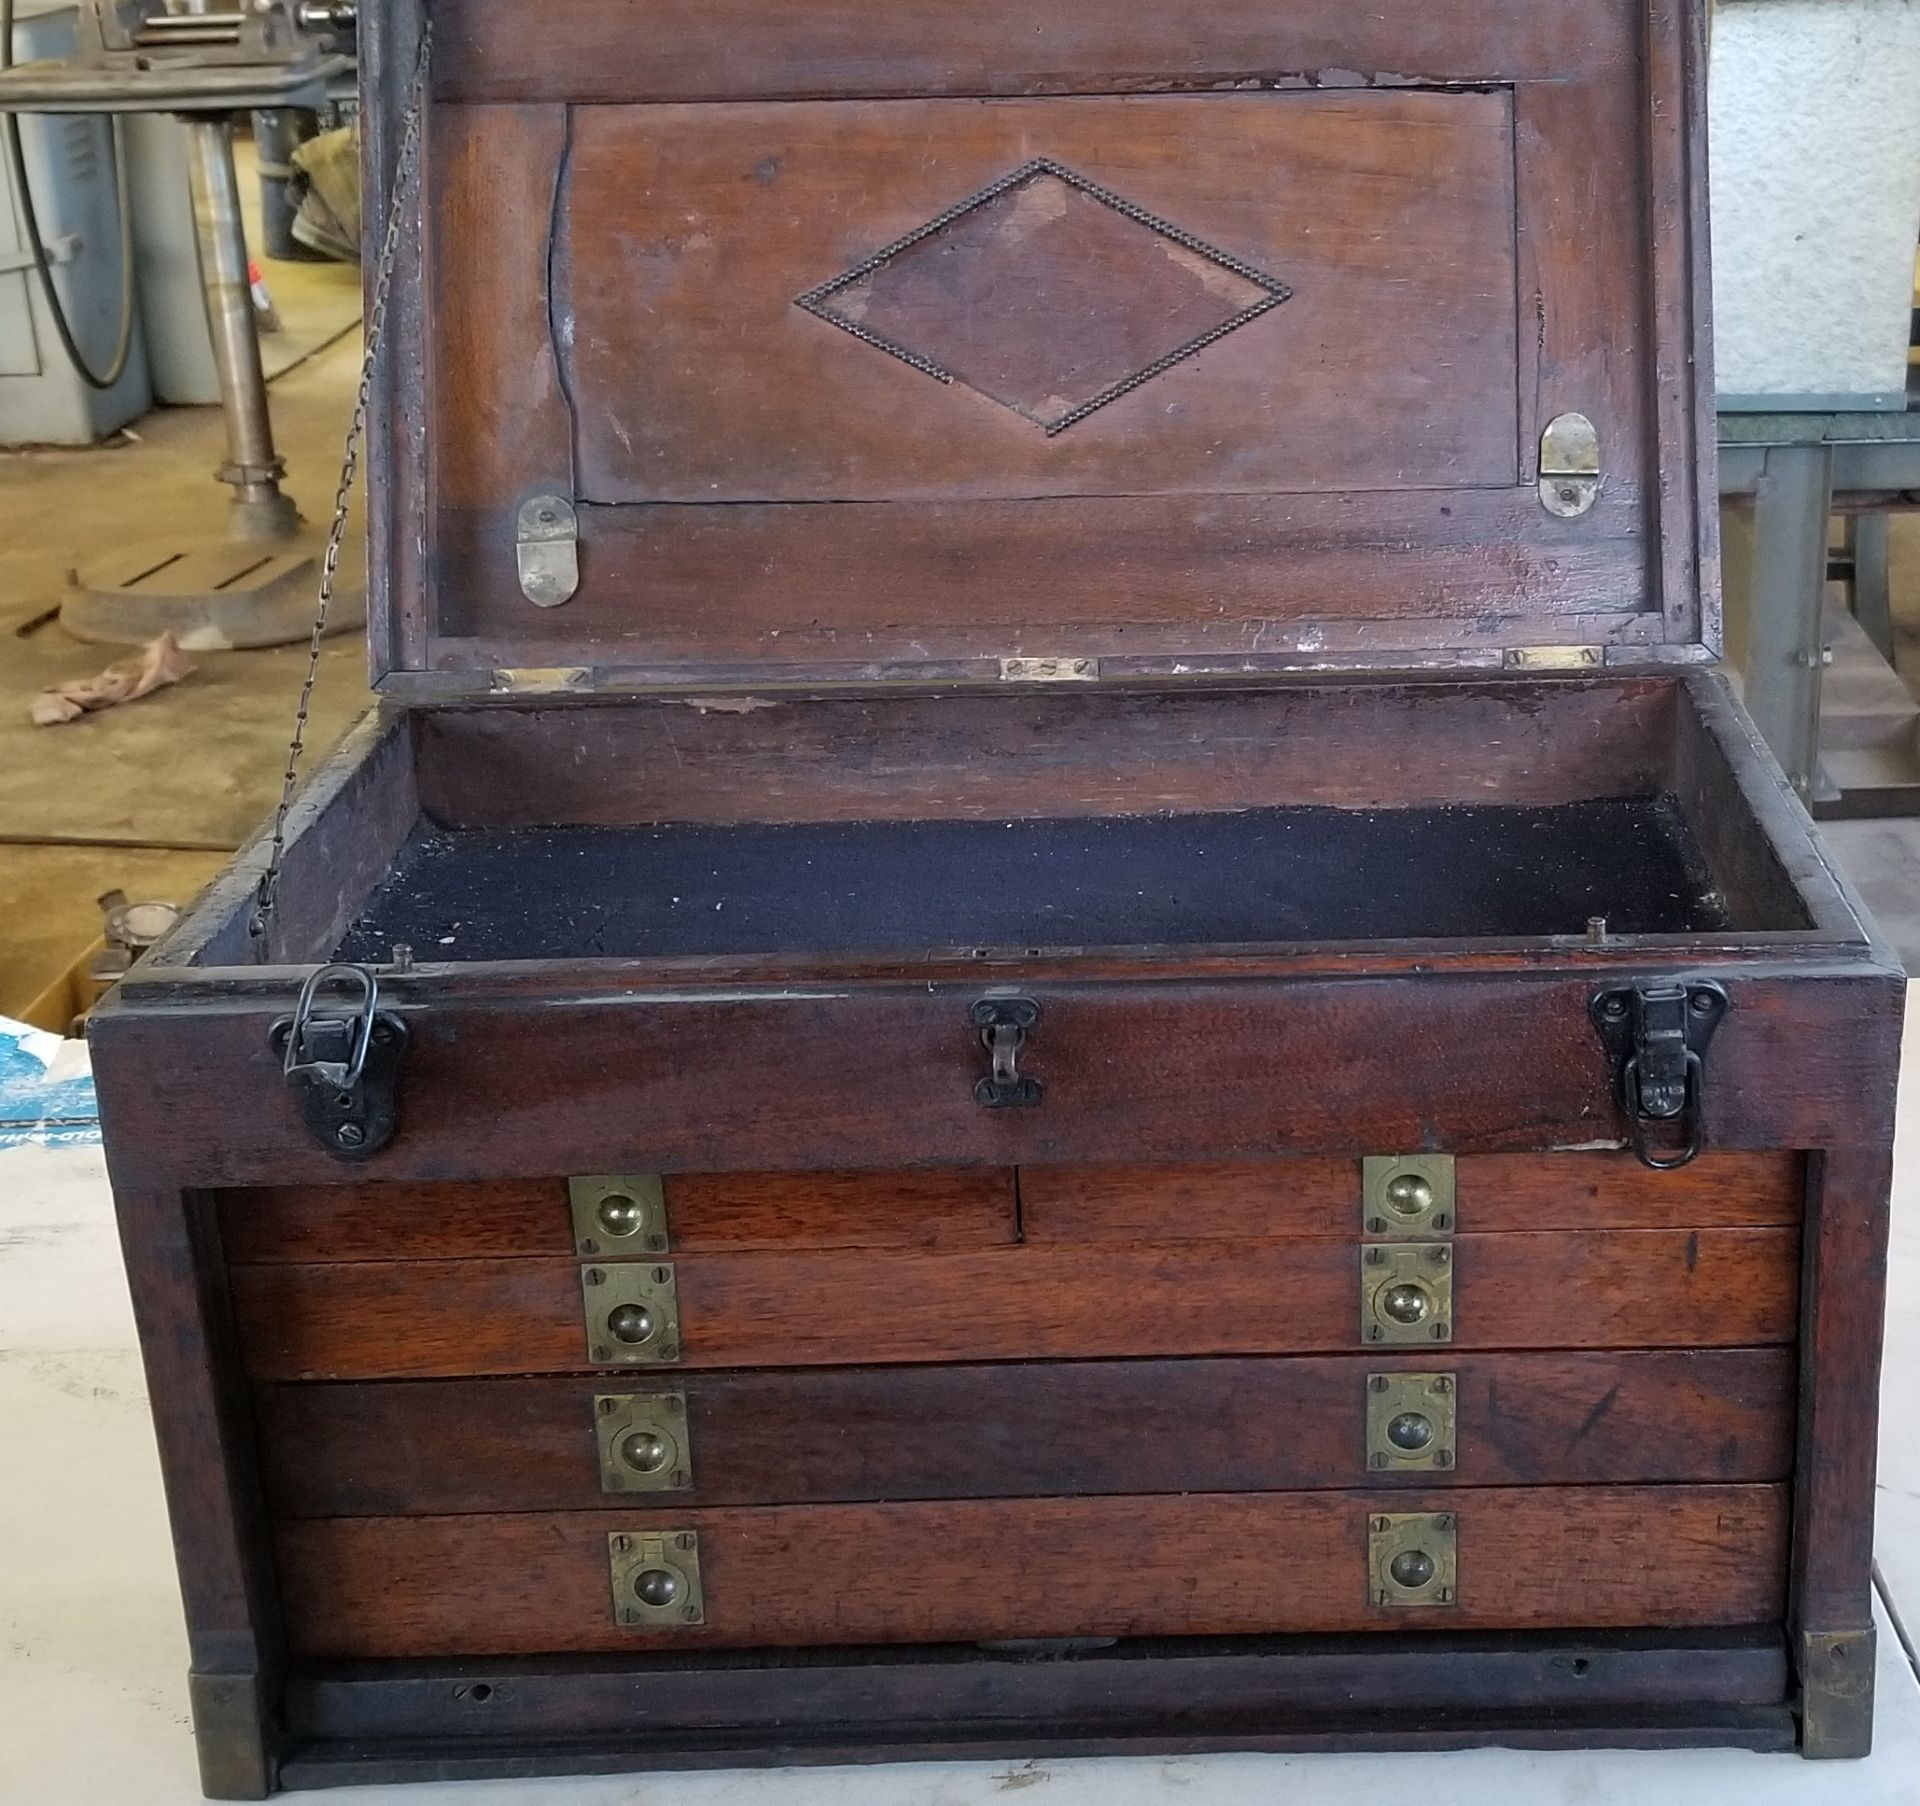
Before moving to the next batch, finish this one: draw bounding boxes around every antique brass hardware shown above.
[581,1262,682,1365]
[1504,644,1603,670]
[1369,1512,1457,1608]
[570,1175,669,1257]
[1361,1243,1453,1345]
[268,962,408,1161]
[516,494,579,607]
[1361,1155,1455,1237]
[999,655,1099,682]
[1539,411,1599,517]
[596,1391,693,1493]
[608,1529,704,1627]
[1366,1372,1456,1472]
[1590,979,1729,1170]
[971,996,1042,1107]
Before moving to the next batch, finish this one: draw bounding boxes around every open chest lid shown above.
[362,0,1718,698]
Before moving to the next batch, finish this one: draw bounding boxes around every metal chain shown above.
[250,16,433,944]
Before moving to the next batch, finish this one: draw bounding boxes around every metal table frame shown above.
[1717,411,1920,802]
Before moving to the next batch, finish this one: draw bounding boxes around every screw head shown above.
[336,1121,365,1148]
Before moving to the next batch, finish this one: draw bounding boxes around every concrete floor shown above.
[0,176,372,1016]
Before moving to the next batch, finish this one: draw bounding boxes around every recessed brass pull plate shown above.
[581,1262,682,1365]
[1361,1155,1455,1238]
[596,1391,693,1493]
[570,1175,669,1256]
[1366,1372,1457,1472]
[609,1529,704,1627]
[1361,1243,1453,1345]
[1369,1512,1457,1608]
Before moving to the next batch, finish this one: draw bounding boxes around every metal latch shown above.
[516,494,579,607]
[1539,411,1599,517]
[970,997,1042,1107]
[1590,980,1729,1170]
[268,963,408,1159]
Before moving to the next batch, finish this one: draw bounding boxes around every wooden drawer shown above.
[275,1485,1791,1658]
[227,1226,1799,1380]
[257,1349,1795,1516]
[1021,1152,1803,1240]
[218,1167,1017,1259]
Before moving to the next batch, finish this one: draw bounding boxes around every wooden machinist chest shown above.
[90,0,1906,1795]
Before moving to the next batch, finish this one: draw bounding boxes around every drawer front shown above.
[275,1484,1791,1658]
[228,1227,1798,1380]
[257,1349,1796,1517]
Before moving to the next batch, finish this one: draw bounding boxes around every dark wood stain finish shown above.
[84,0,1904,1788]
[257,1349,1796,1517]
[229,1229,1800,1381]
[276,1485,1791,1657]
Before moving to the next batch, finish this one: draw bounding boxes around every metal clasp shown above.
[970,997,1042,1107]
[1590,980,1728,1170]
[516,494,579,607]
[269,963,408,1159]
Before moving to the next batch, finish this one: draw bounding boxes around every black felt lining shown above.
[333,797,1729,963]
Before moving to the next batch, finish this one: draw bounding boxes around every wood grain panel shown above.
[218,1169,1014,1264]
[256,1349,1796,1517]
[454,493,1647,663]
[1020,1152,1803,1242]
[433,0,1630,104]
[414,680,1677,829]
[275,1484,1790,1656]
[560,93,1518,504]
[229,1229,1800,1381]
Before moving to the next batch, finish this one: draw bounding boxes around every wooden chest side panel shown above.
[217,1169,1016,1263]
[274,1484,1790,1657]
[1020,1152,1804,1241]
[228,1229,1799,1380]
[256,1349,1797,1517]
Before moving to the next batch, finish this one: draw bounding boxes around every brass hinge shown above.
[1361,1155,1455,1237]
[1539,411,1599,517]
[571,1175,669,1256]
[516,494,579,607]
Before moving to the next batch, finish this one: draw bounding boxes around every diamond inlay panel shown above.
[797,160,1292,435]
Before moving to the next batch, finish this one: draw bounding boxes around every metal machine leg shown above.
[1742,443,1835,800]
[1843,512,1895,665]
[184,115,299,540]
